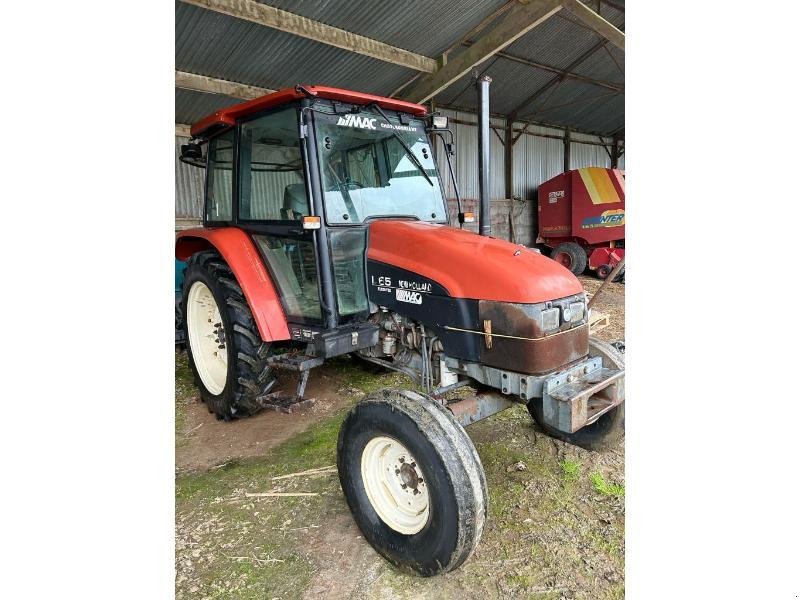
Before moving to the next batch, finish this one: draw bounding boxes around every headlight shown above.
[565,301,585,323]
[540,308,560,332]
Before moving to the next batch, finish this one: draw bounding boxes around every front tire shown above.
[182,250,276,420]
[337,389,487,576]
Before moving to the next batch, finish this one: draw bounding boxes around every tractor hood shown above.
[366,220,582,303]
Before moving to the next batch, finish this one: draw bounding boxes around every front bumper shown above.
[541,358,624,433]
[448,353,624,434]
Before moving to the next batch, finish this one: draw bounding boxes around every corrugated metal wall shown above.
[176,135,204,220]
[175,109,623,244]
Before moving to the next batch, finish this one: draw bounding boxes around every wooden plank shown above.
[175,123,192,137]
[588,310,610,333]
[400,0,562,103]
[561,0,624,50]
[176,70,273,100]
[179,0,437,72]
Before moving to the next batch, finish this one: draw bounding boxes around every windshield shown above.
[314,107,447,225]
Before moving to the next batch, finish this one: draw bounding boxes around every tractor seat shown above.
[281,183,308,220]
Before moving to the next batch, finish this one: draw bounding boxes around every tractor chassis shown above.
[325,348,624,434]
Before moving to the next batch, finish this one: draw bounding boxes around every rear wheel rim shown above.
[361,436,430,535]
[554,252,572,268]
[186,281,228,395]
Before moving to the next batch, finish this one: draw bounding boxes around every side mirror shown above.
[179,141,206,168]
[180,142,203,160]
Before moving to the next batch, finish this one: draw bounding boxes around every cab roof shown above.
[190,85,428,138]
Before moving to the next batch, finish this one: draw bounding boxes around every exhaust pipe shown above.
[476,75,492,237]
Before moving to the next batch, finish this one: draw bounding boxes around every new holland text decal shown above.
[369,275,431,304]
[581,209,625,229]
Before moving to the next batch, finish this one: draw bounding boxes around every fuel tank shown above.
[365,221,588,375]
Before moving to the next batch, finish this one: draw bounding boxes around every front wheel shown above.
[337,389,487,576]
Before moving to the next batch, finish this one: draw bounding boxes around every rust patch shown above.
[481,324,590,375]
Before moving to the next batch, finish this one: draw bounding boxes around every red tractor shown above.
[537,167,625,279]
[176,85,625,576]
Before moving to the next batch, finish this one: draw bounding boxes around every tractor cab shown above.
[180,86,450,337]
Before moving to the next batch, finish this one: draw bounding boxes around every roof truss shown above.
[178,0,437,72]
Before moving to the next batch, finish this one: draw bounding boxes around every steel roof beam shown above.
[460,42,623,91]
[176,70,275,100]
[178,0,437,73]
[400,0,563,104]
[561,0,624,50]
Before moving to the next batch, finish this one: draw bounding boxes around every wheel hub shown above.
[361,436,430,535]
[186,281,228,395]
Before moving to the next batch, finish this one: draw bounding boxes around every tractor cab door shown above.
[234,107,324,326]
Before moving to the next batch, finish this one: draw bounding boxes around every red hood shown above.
[367,221,583,303]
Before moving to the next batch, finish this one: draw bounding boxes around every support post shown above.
[611,134,620,168]
[564,128,571,172]
[477,75,492,237]
[504,118,514,200]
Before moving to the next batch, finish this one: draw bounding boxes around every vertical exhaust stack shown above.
[476,75,492,237]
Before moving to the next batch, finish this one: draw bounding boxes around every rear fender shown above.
[176,228,290,341]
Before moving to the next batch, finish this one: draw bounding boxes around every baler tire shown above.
[337,388,488,576]
[596,264,612,279]
[182,250,275,421]
[527,338,625,451]
[551,242,587,275]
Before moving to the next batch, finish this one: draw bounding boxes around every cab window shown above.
[238,108,308,221]
[205,129,234,222]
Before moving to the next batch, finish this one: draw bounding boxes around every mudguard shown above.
[176,227,290,342]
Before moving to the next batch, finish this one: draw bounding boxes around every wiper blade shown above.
[368,103,433,187]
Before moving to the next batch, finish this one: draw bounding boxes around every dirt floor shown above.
[176,277,625,599]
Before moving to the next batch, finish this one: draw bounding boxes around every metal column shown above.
[476,75,492,237]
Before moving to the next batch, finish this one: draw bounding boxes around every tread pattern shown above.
[183,250,274,420]
[551,241,587,275]
[338,389,488,575]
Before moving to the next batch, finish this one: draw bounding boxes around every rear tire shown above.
[337,389,487,576]
[551,242,587,275]
[527,338,625,451]
[182,250,276,420]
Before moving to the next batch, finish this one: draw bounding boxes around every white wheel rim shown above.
[361,436,430,535]
[186,281,228,395]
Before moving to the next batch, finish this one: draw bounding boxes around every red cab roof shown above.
[190,85,428,138]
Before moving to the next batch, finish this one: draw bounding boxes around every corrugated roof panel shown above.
[569,47,624,85]
[257,0,512,58]
[175,88,242,125]
[434,56,556,116]
[175,0,624,135]
[504,13,601,72]
[176,2,415,95]
[512,78,623,134]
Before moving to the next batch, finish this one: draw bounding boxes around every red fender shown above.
[176,228,290,342]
